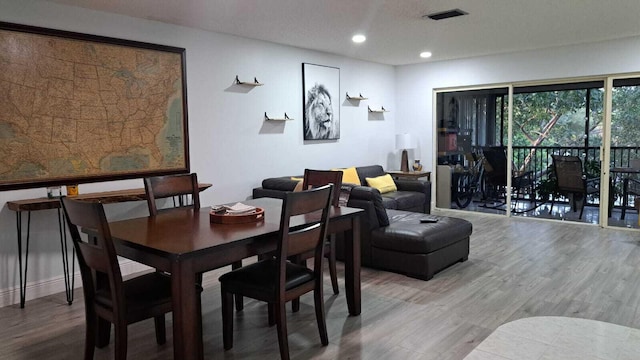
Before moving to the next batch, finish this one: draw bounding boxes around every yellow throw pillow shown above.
[365,174,397,194]
[331,167,361,185]
[291,177,304,192]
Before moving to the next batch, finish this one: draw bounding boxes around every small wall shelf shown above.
[264,112,293,121]
[235,75,264,86]
[368,106,389,113]
[346,92,368,101]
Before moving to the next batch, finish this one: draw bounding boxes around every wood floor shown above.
[2,210,640,359]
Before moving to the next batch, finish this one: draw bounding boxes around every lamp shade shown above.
[395,133,414,150]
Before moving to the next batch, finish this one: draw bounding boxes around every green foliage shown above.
[512,89,603,148]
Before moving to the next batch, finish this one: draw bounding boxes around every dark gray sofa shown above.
[253,165,431,213]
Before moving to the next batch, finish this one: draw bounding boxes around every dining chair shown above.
[144,173,244,309]
[144,173,201,215]
[301,168,342,295]
[219,184,333,360]
[551,155,599,219]
[60,197,173,360]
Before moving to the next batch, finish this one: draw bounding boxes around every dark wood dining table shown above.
[92,197,362,360]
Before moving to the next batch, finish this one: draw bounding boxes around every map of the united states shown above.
[0,28,185,187]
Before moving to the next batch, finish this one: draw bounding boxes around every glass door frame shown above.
[433,74,640,230]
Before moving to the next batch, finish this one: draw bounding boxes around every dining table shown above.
[88,197,363,360]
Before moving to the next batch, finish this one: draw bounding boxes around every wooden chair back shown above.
[275,184,333,288]
[302,169,343,206]
[60,197,123,314]
[144,173,200,215]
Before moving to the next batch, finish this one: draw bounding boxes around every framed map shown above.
[0,22,189,191]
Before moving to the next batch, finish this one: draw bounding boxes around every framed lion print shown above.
[302,63,340,140]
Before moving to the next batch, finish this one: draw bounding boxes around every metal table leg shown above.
[16,211,30,308]
[57,208,75,305]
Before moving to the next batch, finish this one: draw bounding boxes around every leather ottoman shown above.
[370,210,472,280]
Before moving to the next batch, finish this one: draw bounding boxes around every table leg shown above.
[56,208,75,305]
[16,211,31,308]
[171,260,202,360]
[343,216,361,316]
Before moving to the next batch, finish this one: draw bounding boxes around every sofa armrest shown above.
[348,186,389,227]
[394,179,430,193]
[261,177,299,191]
[252,187,287,200]
[394,179,431,213]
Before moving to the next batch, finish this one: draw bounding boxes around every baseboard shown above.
[0,260,151,308]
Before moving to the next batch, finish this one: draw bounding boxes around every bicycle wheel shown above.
[455,173,473,208]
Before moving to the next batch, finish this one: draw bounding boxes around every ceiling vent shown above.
[423,9,468,21]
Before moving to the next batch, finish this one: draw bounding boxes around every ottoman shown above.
[370,210,472,280]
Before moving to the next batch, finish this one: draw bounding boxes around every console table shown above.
[387,170,431,181]
[6,183,212,308]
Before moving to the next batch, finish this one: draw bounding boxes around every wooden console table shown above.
[6,183,211,308]
[387,170,431,181]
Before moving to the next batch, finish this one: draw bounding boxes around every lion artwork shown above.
[304,84,339,140]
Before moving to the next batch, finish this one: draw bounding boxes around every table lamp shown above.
[396,133,414,172]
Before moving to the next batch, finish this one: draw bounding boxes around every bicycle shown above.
[453,152,486,208]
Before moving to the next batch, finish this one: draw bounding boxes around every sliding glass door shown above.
[434,87,509,215]
[607,77,640,228]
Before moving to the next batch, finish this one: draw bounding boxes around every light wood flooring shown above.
[2,210,640,359]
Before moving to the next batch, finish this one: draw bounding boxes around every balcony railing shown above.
[458,146,639,208]
[508,146,640,208]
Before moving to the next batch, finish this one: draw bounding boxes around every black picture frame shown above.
[302,63,340,140]
[0,21,189,191]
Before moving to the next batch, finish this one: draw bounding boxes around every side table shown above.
[6,183,211,308]
[387,170,431,181]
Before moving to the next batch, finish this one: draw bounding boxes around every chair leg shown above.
[328,237,339,295]
[232,261,244,311]
[275,302,290,360]
[114,321,128,360]
[268,303,276,326]
[314,285,329,346]
[84,308,97,360]
[96,317,111,348]
[291,298,300,313]
[154,315,166,345]
[222,288,234,350]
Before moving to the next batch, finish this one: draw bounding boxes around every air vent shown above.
[424,9,467,21]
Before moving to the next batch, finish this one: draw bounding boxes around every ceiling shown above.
[47,0,640,66]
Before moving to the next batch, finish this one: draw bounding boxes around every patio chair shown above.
[551,155,599,219]
[481,146,535,210]
[621,159,640,219]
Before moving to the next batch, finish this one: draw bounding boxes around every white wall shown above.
[0,0,398,305]
[395,36,640,172]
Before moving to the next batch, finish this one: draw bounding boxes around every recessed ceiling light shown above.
[420,51,432,58]
[352,34,366,43]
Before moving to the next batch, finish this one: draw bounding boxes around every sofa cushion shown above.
[382,191,426,210]
[371,210,472,254]
[332,167,361,185]
[365,174,397,194]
